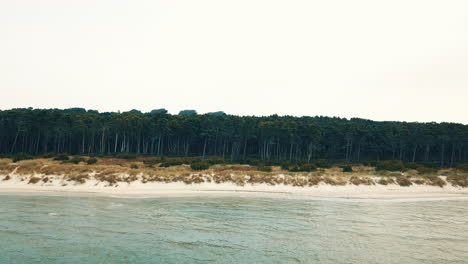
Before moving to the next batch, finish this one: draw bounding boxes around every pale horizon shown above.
[1,0,468,124]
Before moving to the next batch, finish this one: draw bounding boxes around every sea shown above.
[0,194,467,264]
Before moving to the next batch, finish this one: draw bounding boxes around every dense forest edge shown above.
[0,107,467,168]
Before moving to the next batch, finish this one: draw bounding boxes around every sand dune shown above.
[1,174,467,200]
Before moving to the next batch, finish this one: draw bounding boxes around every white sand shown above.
[1,174,467,200]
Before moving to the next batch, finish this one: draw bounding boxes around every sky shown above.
[1,0,468,124]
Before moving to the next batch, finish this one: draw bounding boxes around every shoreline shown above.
[1,179,468,200]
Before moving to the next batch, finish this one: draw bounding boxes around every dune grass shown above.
[0,157,466,188]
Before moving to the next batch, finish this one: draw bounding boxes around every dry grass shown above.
[211,164,258,172]
[426,176,446,187]
[322,176,347,186]
[411,178,426,185]
[396,176,412,187]
[28,176,41,184]
[16,160,43,174]
[377,177,393,185]
[67,173,90,184]
[2,158,467,188]
[376,170,403,177]
[351,166,374,173]
[0,159,12,167]
[446,175,468,187]
[349,176,375,185]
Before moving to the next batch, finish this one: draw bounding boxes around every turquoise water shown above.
[0,194,467,264]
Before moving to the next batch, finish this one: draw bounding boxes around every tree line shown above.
[0,108,467,167]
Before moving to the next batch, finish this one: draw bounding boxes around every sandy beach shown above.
[1,174,468,200]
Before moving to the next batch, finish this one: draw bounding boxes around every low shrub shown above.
[280,162,290,170]
[160,160,183,167]
[350,176,374,185]
[39,153,56,158]
[130,164,139,169]
[322,176,346,186]
[64,156,86,164]
[258,166,272,172]
[308,176,321,186]
[116,153,138,159]
[68,174,89,184]
[377,178,390,185]
[419,162,439,169]
[143,158,160,167]
[289,163,317,172]
[190,162,210,171]
[376,160,404,171]
[3,175,11,181]
[446,175,467,187]
[404,162,421,170]
[427,176,446,187]
[87,157,98,165]
[54,154,69,161]
[245,159,262,166]
[28,177,41,184]
[416,167,438,175]
[314,159,331,168]
[456,164,468,173]
[12,153,33,163]
[205,158,225,165]
[341,165,353,172]
[412,178,425,185]
[396,176,412,186]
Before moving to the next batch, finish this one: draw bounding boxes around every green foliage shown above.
[143,158,161,168]
[63,108,87,113]
[314,159,331,168]
[178,110,197,116]
[130,164,139,169]
[64,156,86,164]
[290,163,317,172]
[416,167,438,175]
[404,162,420,170]
[190,162,210,171]
[205,158,225,165]
[53,154,70,161]
[280,162,290,170]
[12,153,33,163]
[456,164,468,172]
[160,158,186,167]
[375,160,404,171]
[86,157,98,165]
[242,159,262,166]
[149,108,168,115]
[419,162,439,169]
[116,153,138,159]
[258,165,272,172]
[41,153,57,158]
[206,111,226,116]
[341,165,353,172]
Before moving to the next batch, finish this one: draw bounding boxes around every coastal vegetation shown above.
[0,155,466,188]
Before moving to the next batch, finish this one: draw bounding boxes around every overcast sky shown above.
[1,0,467,123]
